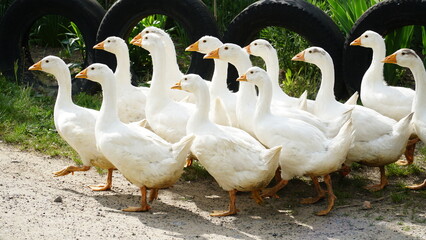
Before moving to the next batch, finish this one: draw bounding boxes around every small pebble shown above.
[362,201,372,209]
[54,196,63,203]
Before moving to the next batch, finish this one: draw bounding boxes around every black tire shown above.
[95,0,220,81]
[0,0,105,93]
[343,0,426,94]
[223,0,347,98]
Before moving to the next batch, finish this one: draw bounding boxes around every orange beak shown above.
[93,41,105,50]
[204,48,220,59]
[28,61,42,71]
[76,68,88,79]
[185,41,199,52]
[130,34,142,45]
[132,39,142,47]
[244,45,251,54]
[237,73,247,82]
[171,81,182,90]
[382,53,397,64]
[291,51,305,61]
[350,37,362,46]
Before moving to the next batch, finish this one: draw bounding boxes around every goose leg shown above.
[300,176,326,204]
[251,190,263,204]
[53,165,91,176]
[406,179,426,190]
[274,167,282,183]
[210,189,239,217]
[185,153,196,168]
[339,163,351,177]
[365,166,388,191]
[397,137,420,166]
[149,188,159,202]
[316,174,336,216]
[123,186,151,212]
[260,180,289,198]
[88,168,113,191]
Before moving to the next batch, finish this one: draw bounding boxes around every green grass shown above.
[386,163,424,177]
[0,74,102,164]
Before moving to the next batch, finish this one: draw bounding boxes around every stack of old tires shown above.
[0,0,425,98]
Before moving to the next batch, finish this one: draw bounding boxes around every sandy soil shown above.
[1,141,425,240]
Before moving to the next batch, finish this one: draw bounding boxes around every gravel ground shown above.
[1,141,425,240]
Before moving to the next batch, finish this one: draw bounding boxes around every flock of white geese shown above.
[28,27,426,217]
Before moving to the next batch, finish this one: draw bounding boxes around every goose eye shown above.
[401,52,405,55]
[365,35,368,38]
[250,71,253,74]
[202,40,206,43]
[145,37,148,40]
[146,31,149,33]
[224,47,229,50]
[107,40,110,43]
[254,43,257,46]
[91,67,95,70]
[45,60,49,63]
[308,50,312,54]
[184,78,188,81]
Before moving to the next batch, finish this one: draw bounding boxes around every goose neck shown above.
[210,59,229,95]
[411,62,426,111]
[262,50,282,95]
[364,42,386,84]
[189,83,212,130]
[255,78,272,119]
[164,38,182,79]
[148,45,170,97]
[315,58,336,103]
[54,68,74,109]
[98,74,121,126]
[113,47,132,85]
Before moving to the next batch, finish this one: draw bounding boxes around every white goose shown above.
[131,26,195,102]
[245,39,312,110]
[132,33,195,143]
[29,56,115,191]
[293,47,414,191]
[383,48,426,189]
[351,30,419,165]
[186,36,238,127]
[172,73,281,216]
[205,43,349,138]
[76,63,195,212]
[351,30,415,120]
[246,39,358,109]
[93,36,147,123]
[238,66,354,216]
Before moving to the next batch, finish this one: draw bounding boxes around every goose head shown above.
[382,48,422,68]
[204,43,248,63]
[76,63,114,85]
[172,74,205,93]
[93,36,126,54]
[133,33,163,52]
[350,30,384,48]
[28,55,67,75]
[130,26,168,44]
[186,36,223,54]
[292,46,332,67]
[237,66,269,88]
[244,39,273,57]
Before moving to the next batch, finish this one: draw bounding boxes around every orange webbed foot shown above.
[88,184,111,191]
[210,209,239,217]
[122,205,151,212]
[53,165,90,177]
[406,179,426,190]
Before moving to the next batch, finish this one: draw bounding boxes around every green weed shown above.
[386,163,423,177]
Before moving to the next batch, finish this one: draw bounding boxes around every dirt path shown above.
[0,141,425,240]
